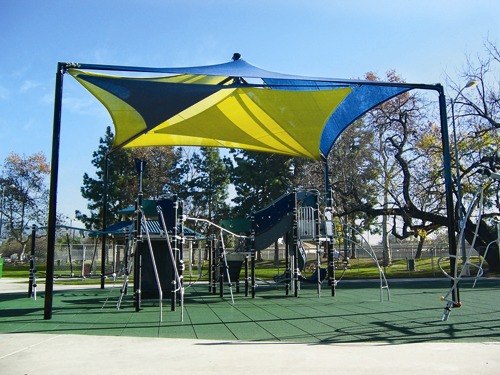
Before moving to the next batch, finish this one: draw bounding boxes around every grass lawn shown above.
[3,256,494,284]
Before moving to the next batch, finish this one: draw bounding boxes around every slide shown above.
[253,192,295,251]
[221,192,315,269]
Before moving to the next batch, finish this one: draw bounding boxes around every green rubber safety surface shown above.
[1,279,499,344]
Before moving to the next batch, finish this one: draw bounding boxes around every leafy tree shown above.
[326,120,378,258]
[289,120,379,259]
[229,150,295,262]
[443,38,500,271]
[173,147,231,226]
[187,147,231,222]
[364,70,440,263]
[0,152,50,259]
[362,76,447,245]
[76,126,180,229]
[349,50,500,272]
[76,127,131,229]
[134,146,182,199]
[230,150,294,216]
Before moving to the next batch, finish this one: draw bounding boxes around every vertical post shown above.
[0,186,5,238]
[292,192,299,297]
[171,198,178,311]
[207,239,212,293]
[451,99,467,267]
[285,232,290,296]
[28,224,36,298]
[211,236,217,294]
[133,158,145,310]
[66,233,73,277]
[177,199,185,307]
[328,240,335,296]
[218,240,224,298]
[244,254,249,297]
[123,227,130,295]
[250,216,256,298]
[324,161,331,208]
[315,194,321,295]
[44,62,65,320]
[135,253,142,311]
[438,86,460,306]
[100,153,109,289]
[251,249,256,298]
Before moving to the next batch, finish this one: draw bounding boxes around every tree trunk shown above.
[350,227,356,259]
[382,223,392,266]
[18,241,28,261]
[366,206,500,273]
[415,235,424,259]
[382,222,392,266]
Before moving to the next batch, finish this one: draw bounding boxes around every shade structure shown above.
[45,56,458,320]
[68,58,410,160]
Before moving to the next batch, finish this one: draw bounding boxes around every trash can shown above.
[407,258,416,271]
[0,258,3,279]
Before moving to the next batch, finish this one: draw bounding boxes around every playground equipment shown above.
[440,169,500,321]
[104,186,390,322]
[219,190,390,300]
[28,185,390,320]
[114,197,185,323]
[186,217,248,303]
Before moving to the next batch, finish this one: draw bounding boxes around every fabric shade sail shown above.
[69,58,409,160]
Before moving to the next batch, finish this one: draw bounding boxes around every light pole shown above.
[451,79,479,267]
[0,185,5,239]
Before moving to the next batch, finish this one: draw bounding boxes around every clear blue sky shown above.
[0,0,498,224]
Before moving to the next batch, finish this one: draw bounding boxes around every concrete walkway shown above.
[1,333,499,374]
[1,277,499,374]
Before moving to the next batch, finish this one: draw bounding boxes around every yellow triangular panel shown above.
[125,86,351,160]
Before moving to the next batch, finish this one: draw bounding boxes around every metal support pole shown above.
[44,62,65,320]
[328,240,335,296]
[28,224,37,298]
[438,87,460,306]
[171,199,178,311]
[134,251,142,312]
[324,161,331,208]
[66,233,73,277]
[293,192,299,297]
[100,154,109,289]
[176,198,185,308]
[315,195,321,296]
[285,232,290,296]
[250,216,256,298]
[219,241,224,298]
[211,236,217,294]
[451,98,468,268]
[251,250,256,298]
[207,239,212,293]
[0,186,5,239]
[244,254,249,297]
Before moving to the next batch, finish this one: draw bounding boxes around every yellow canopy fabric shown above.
[70,69,351,160]
[69,59,410,160]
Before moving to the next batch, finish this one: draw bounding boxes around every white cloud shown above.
[63,94,109,118]
[0,85,10,99]
[21,118,36,131]
[19,80,41,93]
[41,92,53,105]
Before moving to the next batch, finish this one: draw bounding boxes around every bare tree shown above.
[1,152,50,260]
